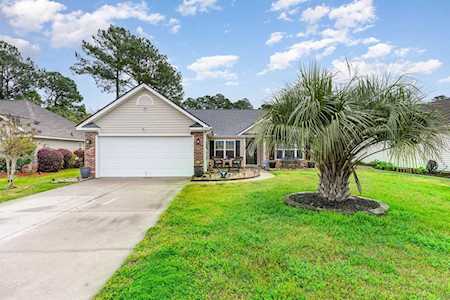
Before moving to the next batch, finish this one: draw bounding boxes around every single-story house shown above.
[76,84,305,177]
[0,100,84,151]
[363,98,450,171]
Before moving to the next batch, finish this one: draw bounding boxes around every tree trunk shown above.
[6,157,16,189]
[115,70,120,99]
[318,164,351,202]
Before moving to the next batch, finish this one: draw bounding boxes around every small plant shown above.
[0,157,32,172]
[37,148,63,172]
[16,157,32,171]
[73,148,84,168]
[426,160,438,174]
[374,160,395,171]
[415,166,428,175]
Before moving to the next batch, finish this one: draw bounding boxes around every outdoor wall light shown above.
[196,137,201,145]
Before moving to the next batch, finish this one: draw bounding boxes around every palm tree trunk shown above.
[318,164,351,202]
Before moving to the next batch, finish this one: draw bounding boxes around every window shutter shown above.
[235,140,241,158]
[210,140,214,158]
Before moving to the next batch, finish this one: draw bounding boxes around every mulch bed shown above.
[0,172,51,178]
[285,192,389,215]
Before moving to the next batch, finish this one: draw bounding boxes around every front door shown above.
[245,138,258,165]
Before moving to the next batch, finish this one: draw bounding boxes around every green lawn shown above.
[0,169,80,204]
[97,167,450,300]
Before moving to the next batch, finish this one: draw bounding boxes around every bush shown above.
[16,157,33,170]
[0,157,33,172]
[73,148,84,168]
[374,160,395,171]
[426,160,438,174]
[57,149,73,169]
[415,166,428,175]
[37,148,63,172]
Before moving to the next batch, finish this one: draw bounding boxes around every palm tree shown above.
[256,65,447,203]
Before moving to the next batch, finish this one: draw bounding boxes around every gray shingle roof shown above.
[427,98,450,123]
[0,100,84,140]
[188,109,262,136]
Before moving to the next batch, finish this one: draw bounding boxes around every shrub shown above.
[73,148,84,168]
[16,157,33,171]
[57,149,73,169]
[415,166,428,174]
[374,160,395,171]
[37,148,63,172]
[0,157,32,172]
[426,160,438,174]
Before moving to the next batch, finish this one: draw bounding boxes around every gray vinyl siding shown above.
[95,90,193,135]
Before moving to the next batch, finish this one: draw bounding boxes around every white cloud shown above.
[407,59,442,74]
[262,0,379,73]
[362,43,393,59]
[438,76,450,84]
[329,0,375,31]
[0,34,40,57]
[394,48,410,57]
[360,37,379,45]
[188,55,239,81]
[316,46,336,59]
[301,5,330,24]
[177,0,219,16]
[266,32,286,46]
[260,38,336,73]
[0,0,65,32]
[321,28,349,43]
[332,58,442,82]
[50,2,165,47]
[271,0,307,11]
[136,26,153,40]
[169,18,181,33]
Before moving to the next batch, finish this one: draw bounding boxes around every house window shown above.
[214,140,235,159]
[276,146,303,160]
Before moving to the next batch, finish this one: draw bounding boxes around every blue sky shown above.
[1,0,450,111]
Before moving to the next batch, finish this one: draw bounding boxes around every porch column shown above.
[84,132,97,177]
[192,132,204,173]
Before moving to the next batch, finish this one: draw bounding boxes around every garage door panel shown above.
[98,136,194,177]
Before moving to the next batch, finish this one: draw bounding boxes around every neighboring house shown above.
[363,98,450,171]
[0,100,84,151]
[76,84,298,178]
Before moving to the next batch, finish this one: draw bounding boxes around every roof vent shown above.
[136,94,154,106]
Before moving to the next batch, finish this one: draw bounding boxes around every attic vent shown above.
[136,95,154,106]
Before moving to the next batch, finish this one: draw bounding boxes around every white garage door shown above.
[98,136,194,177]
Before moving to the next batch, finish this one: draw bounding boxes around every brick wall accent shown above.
[192,132,204,169]
[85,132,97,177]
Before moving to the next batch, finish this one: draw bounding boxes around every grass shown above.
[96,167,450,299]
[0,169,80,204]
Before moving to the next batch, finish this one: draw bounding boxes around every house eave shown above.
[34,135,85,142]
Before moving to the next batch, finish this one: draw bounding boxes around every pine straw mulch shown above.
[285,192,389,215]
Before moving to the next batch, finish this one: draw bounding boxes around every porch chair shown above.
[231,157,242,170]
[212,157,224,168]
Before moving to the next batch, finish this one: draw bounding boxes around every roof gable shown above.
[77,84,209,130]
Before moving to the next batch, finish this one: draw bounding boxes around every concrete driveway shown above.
[0,178,187,300]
